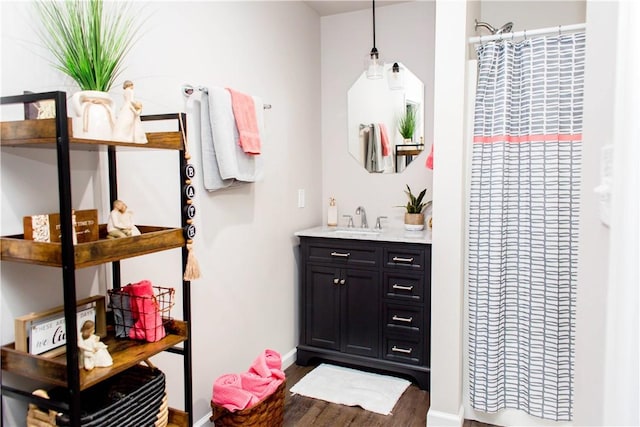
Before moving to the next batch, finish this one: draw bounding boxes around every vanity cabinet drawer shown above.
[383,335,424,366]
[384,246,426,270]
[384,303,423,334]
[305,240,380,268]
[384,272,425,302]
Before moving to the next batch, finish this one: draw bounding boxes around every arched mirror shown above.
[347,62,425,174]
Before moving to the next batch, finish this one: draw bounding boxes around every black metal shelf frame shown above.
[0,92,193,427]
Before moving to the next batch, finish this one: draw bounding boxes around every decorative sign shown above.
[29,307,95,355]
[23,209,99,243]
[14,295,106,358]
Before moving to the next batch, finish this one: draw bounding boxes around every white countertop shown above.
[294,225,432,244]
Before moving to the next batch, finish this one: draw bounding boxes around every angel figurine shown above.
[78,320,113,370]
[106,199,141,238]
[112,80,148,143]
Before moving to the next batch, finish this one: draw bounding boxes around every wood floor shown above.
[283,363,496,427]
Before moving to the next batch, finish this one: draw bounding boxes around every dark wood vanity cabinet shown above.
[297,236,431,390]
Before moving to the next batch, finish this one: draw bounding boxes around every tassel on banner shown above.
[184,240,201,281]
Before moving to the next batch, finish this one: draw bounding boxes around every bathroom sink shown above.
[330,228,381,236]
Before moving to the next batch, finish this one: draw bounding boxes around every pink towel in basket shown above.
[247,349,285,380]
[127,280,166,343]
[212,373,259,412]
[240,371,283,400]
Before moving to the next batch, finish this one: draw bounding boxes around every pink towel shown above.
[379,123,391,157]
[247,349,285,380]
[127,280,166,343]
[212,374,259,412]
[426,143,434,170]
[240,371,284,400]
[226,88,261,155]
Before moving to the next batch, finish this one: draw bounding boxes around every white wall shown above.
[320,1,435,229]
[0,1,321,425]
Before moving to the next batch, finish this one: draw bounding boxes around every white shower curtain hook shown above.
[558,25,562,36]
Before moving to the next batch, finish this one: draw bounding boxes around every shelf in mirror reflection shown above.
[347,62,425,174]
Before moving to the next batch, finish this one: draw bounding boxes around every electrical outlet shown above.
[297,189,305,208]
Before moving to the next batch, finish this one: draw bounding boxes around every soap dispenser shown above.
[327,197,338,226]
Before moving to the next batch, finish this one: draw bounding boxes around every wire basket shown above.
[210,381,285,427]
[108,283,175,343]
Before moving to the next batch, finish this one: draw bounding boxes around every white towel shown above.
[209,87,264,182]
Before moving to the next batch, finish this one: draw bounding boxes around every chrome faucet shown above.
[355,206,368,228]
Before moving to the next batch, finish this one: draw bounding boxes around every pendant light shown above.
[365,0,384,79]
[388,62,404,90]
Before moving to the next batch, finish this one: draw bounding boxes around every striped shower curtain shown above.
[468,32,585,421]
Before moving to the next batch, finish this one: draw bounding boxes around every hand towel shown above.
[127,280,166,343]
[378,123,391,157]
[247,349,285,380]
[212,374,258,412]
[226,87,261,155]
[240,371,284,400]
[426,143,434,169]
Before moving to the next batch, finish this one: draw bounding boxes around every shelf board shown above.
[168,408,189,427]
[0,118,183,150]
[1,225,185,268]
[1,320,188,391]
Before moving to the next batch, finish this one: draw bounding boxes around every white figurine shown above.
[112,80,148,143]
[106,199,141,239]
[78,320,113,371]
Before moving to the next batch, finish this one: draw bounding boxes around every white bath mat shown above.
[289,363,410,415]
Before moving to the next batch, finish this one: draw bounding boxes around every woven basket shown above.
[209,381,285,427]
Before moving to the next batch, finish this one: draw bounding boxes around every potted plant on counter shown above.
[35,0,144,140]
[400,184,431,231]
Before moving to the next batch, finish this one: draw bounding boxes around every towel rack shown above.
[182,84,272,109]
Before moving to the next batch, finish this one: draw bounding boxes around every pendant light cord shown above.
[372,0,377,51]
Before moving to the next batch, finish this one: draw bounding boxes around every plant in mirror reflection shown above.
[398,107,416,140]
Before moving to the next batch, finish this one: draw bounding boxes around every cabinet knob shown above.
[339,279,346,285]
[333,278,340,284]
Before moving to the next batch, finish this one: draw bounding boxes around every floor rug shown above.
[289,364,410,415]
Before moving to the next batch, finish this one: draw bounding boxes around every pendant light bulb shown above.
[365,0,384,79]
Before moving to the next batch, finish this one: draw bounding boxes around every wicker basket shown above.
[209,380,285,427]
[26,365,166,427]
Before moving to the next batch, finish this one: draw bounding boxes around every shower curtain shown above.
[468,32,585,421]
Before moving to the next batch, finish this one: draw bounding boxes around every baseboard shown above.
[281,347,297,369]
[193,347,297,427]
[426,404,465,427]
[194,412,211,427]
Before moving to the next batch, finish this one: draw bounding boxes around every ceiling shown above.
[304,1,413,17]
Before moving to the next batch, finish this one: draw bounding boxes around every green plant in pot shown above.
[35,0,143,140]
[398,107,417,142]
[401,184,431,231]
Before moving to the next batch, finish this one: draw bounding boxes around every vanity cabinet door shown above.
[305,265,341,351]
[341,268,380,358]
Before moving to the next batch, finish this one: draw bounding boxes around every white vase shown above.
[70,91,115,140]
